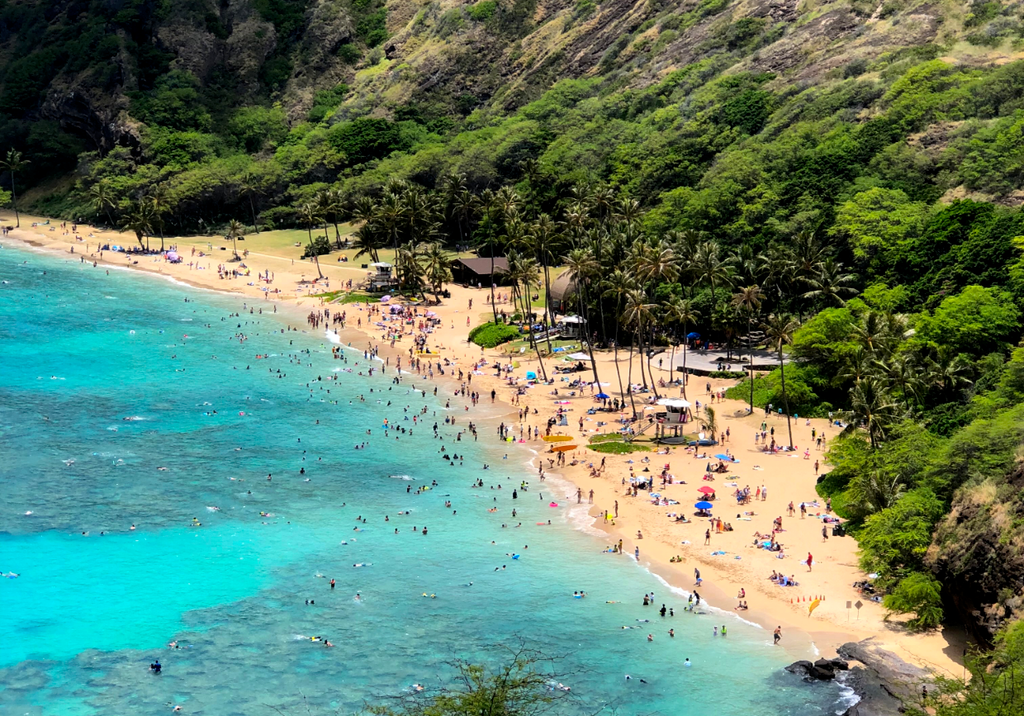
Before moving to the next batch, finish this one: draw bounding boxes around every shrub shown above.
[883,572,944,630]
[469,322,520,348]
[467,0,497,21]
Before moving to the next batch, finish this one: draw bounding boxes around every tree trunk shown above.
[10,172,18,228]
[542,259,554,356]
[578,283,601,388]
[159,225,165,253]
[249,195,260,234]
[526,287,547,381]
[648,324,660,399]
[307,227,324,279]
[779,346,793,448]
[681,325,689,400]
[637,325,648,390]
[747,316,755,414]
[490,251,499,323]
[626,340,638,420]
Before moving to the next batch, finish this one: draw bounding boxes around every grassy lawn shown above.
[586,434,653,454]
[502,338,581,355]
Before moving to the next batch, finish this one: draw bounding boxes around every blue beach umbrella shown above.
[686,332,700,339]
[714,453,737,462]
[596,393,610,399]
[695,501,713,510]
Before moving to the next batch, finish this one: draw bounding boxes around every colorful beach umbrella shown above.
[697,486,715,494]
[695,501,713,510]
[543,436,574,442]
[552,444,577,452]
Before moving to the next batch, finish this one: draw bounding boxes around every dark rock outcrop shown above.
[836,639,931,716]
[926,464,1024,645]
[785,657,849,681]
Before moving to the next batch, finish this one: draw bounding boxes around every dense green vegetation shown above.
[469,321,521,348]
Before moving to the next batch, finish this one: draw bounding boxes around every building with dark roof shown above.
[450,257,509,285]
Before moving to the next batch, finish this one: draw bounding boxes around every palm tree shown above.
[530,214,561,356]
[121,200,155,250]
[762,314,800,449]
[801,257,859,307]
[665,297,699,400]
[149,184,172,252]
[602,269,634,407]
[318,188,344,245]
[693,240,735,303]
[226,219,245,260]
[563,247,602,387]
[89,182,116,228]
[420,242,452,302]
[297,202,325,279]
[237,171,262,234]
[0,148,28,228]
[622,288,656,419]
[731,285,764,413]
[846,377,898,449]
[395,242,427,297]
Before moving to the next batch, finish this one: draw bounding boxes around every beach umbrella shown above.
[695,501,713,510]
[686,332,700,339]
[714,453,735,461]
[697,486,715,494]
[543,436,574,442]
[596,392,610,399]
[380,295,391,302]
[552,444,577,452]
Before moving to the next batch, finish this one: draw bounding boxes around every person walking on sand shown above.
[773,626,782,645]
[704,529,711,546]
[806,552,813,571]
[814,459,820,476]
[822,525,829,542]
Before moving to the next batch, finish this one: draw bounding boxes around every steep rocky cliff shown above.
[1,0,1015,167]
[927,460,1024,644]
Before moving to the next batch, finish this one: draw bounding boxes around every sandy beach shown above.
[3,213,966,676]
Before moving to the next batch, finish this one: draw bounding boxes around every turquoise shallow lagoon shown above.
[0,244,849,715]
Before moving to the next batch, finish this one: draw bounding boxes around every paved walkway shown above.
[652,347,788,375]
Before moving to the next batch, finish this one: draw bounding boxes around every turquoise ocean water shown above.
[0,244,848,715]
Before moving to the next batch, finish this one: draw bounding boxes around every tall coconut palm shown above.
[420,242,452,302]
[121,200,155,250]
[149,184,172,252]
[297,202,325,279]
[318,188,345,245]
[665,297,699,401]
[226,219,245,260]
[0,148,29,228]
[847,377,898,449]
[731,284,764,414]
[693,240,735,304]
[530,214,562,356]
[89,182,116,228]
[801,257,859,308]
[762,314,800,449]
[564,246,602,387]
[237,171,262,234]
[622,288,656,420]
[602,269,634,407]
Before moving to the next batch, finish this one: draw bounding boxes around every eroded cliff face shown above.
[927,462,1024,644]
[2,0,966,152]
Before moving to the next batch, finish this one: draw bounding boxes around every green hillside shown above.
[5,1,1024,708]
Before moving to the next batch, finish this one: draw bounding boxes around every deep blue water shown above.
[0,244,847,715]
